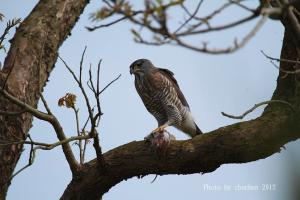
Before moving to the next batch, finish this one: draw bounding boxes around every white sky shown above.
[1,1,299,200]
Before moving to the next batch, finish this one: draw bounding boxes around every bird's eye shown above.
[136,62,142,67]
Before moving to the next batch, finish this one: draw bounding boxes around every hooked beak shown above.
[130,67,134,75]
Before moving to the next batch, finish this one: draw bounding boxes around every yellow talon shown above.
[151,124,168,133]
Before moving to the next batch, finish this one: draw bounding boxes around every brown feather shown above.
[158,68,190,108]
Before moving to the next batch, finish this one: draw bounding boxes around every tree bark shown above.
[0,0,89,199]
[60,14,300,200]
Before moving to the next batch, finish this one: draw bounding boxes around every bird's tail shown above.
[194,123,203,136]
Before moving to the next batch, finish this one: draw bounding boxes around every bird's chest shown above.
[135,76,168,113]
[135,75,166,100]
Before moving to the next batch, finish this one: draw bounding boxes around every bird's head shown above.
[129,59,154,76]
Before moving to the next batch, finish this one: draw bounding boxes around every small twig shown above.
[59,51,107,169]
[87,61,103,126]
[261,50,300,74]
[96,60,101,97]
[86,16,128,31]
[173,0,204,35]
[40,93,52,115]
[81,116,90,163]
[261,50,300,65]
[96,60,102,125]
[5,134,92,181]
[175,10,259,37]
[150,174,158,183]
[73,106,84,165]
[229,0,256,13]
[221,100,294,119]
[0,135,91,149]
[10,134,35,181]
[82,131,89,163]
[87,63,97,94]
[0,18,21,49]
[82,115,90,131]
[172,14,267,54]
[99,74,121,94]
[269,60,300,75]
[79,46,87,83]
[58,54,94,125]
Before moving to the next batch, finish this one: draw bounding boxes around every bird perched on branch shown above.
[130,59,202,145]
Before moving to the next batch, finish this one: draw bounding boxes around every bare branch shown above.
[261,50,300,74]
[58,54,94,126]
[172,15,268,54]
[261,50,300,65]
[40,93,52,115]
[0,88,79,174]
[173,0,204,35]
[0,135,91,150]
[1,134,92,181]
[72,107,84,164]
[9,134,35,181]
[99,74,121,95]
[175,9,260,36]
[59,51,109,169]
[87,15,130,31]
[221,100,294,119]
[0,18,21,51]
[79,46,87,83]
[229,0,257,13]
[181,1,232,25]
[88,1,298,54]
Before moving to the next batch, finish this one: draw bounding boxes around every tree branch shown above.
[0,88,79,174]
[60,110,300,200]
[221,100,294,119]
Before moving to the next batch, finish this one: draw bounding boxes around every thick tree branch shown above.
[61,110,300,200]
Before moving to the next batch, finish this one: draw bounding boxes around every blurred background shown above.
[1,0,300,200]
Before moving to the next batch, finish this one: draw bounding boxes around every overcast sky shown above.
[1,1,300,200]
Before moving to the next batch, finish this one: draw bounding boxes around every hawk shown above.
[130,59,202,139]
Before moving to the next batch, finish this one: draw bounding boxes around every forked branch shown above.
[87,1,293,54]
[59,48,121,170]
[0,86,79,175]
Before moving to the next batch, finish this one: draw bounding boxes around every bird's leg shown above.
[145,122,175,149]
[151,124,169,134]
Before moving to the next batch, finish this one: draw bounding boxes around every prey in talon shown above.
[144,129,176,148]
[130,59,202,148]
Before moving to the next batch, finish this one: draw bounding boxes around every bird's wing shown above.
[158,68,190,108]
